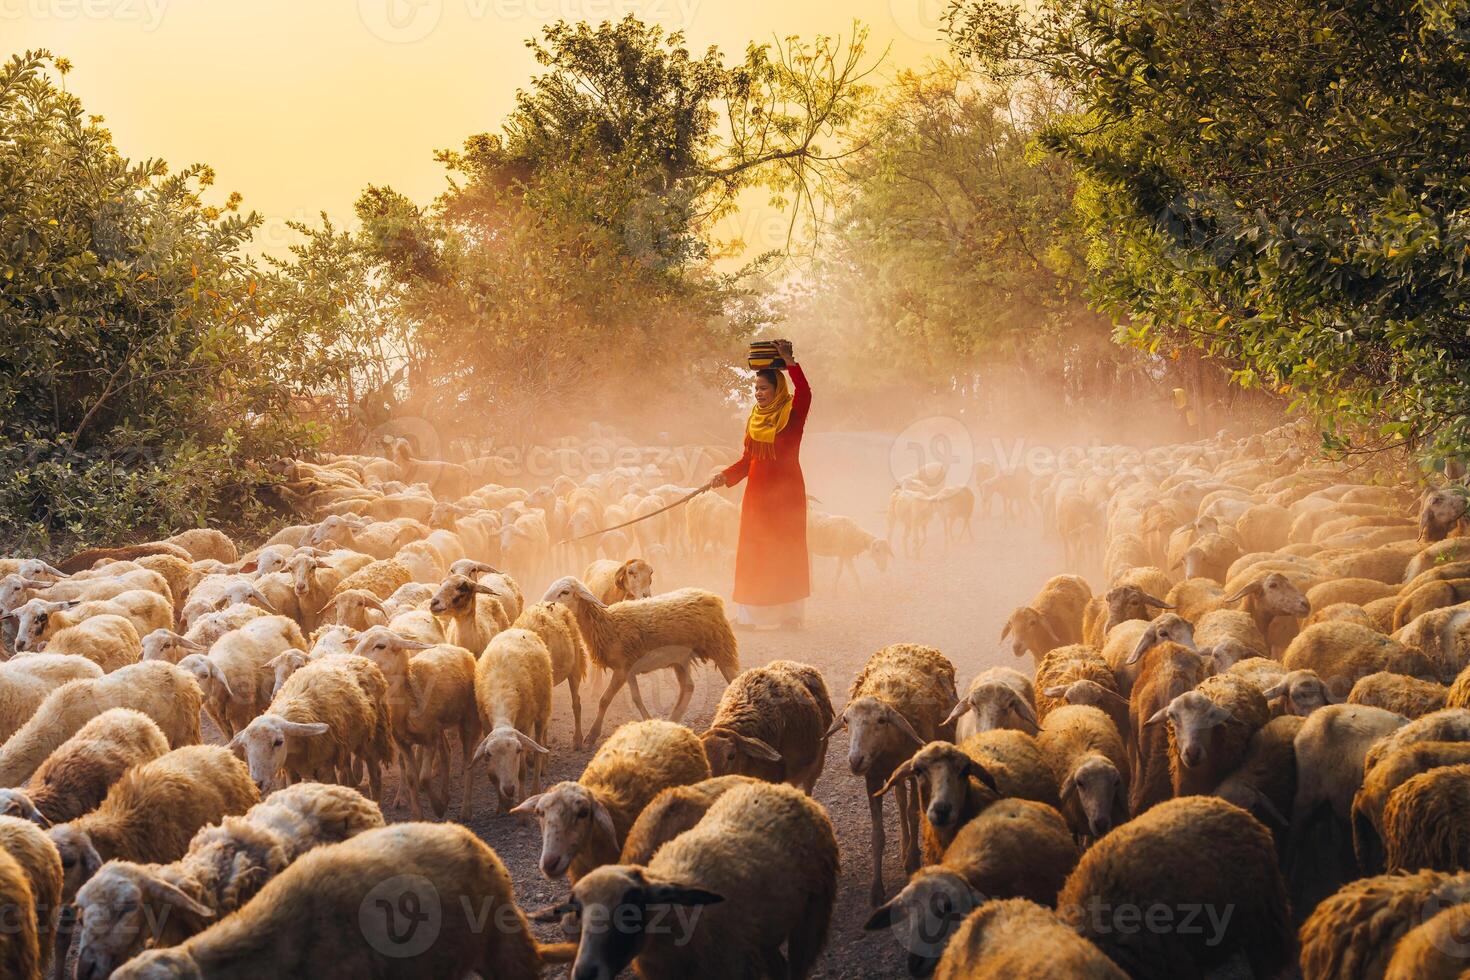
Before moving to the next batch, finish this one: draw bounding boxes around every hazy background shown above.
[4,0,947,258]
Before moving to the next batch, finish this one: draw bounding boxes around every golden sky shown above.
[5,0,947,258]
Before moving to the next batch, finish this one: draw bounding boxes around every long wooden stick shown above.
[561,487,710,543]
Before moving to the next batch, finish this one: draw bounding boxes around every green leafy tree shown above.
[948,0,1470,458]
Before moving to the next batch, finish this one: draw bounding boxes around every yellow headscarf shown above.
[745,372,793,459]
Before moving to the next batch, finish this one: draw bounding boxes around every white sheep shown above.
[473,628,552,810]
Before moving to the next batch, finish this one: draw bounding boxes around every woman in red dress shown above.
[702,339,812,630]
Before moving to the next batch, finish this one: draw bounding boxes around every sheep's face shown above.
[474,726,547,808]
[907,743,990,830]
[514,783,610,879]
[429,575,477,617]
[1276,670,1333,716]
[1421,489,1469,543]
[1257,573,1311,618]
[251,547,290,577]
[1202,639,1255,673]
[962,683,1036,734]
[0,575,37,615]
[1051,679,1123,715]
[555,866,722,980]
[1000,608,1055,659]
[616,561,654,600]
[214,582,276,615]
[1065,756,1123,836]
[543,577,593,612]
[233,716,328,795]
[307,516,356,549]
[10,598,70,652]
[868,540,894,572]
[862,868,978,975]
[264,651,309,696]
[286,554,325,598]
[111,946,203,979]
[48,824,103,901]
[1104,587,1153,632]
[331,592,385,631]
[1154,691,1232,768]
[141,629,201,663]
[75,865,172,978]
[310,626,361,659]
[0,789,44,825]
[841,697,923,775]
[1130,614,1197,665]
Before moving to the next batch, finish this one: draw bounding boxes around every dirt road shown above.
[385,430,1072,977]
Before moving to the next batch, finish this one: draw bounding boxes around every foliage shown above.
[0,51,334,549]
[354,17,879,445]
[947,0,1470,458]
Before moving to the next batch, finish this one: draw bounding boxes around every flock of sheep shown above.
[1,419,1469,977]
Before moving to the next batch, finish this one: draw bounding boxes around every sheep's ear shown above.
[509,794,542,818]
[140,875,216,920]
[1144,707,1169,727]
[1223,580,1263,603]
[277,720,329,738]
[516,730,551,756]
[591,799,618,844]
[1060,771,1077,800]
[614,565,629,593]
[999,619,1013,641]
[873,760,914,798]
[964,761,1000,794]
[642,885,723,908]
[1010,693,1040,728]
[1042,685,1069,699]
[886,708,926,747]
[470,735,494,765]
[1260,681,1288,700]
[940,698,972,728]
[531,901,575,924]
[1127,628,1157,666]
[864,899,898,931]
[822,712,846,740]
[734,735,781,762]
[1142,594,1174,609]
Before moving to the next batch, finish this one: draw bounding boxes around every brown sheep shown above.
[1306,602,1376,628]
[1039,704,1129,839]
[512,601,589,750]
[1382,763,1470,872]
[1000,574,1091,663]
[1383,902,1470,980]
[1128,641,1209,815]
[1149,672,1270,797]
[933,899,1128,979]
[1284,622,1438,698]
[1113,613,1197,694]
[1299,868,1470,980]
[618,775,760,866]
[1418,487,1470,543]
[512,719,710,884]
[1354,741,1470,876]
[1397,604,1470,682]
[1058,797,1294,979]
[0,816,61,978]
[47,746,258,904]
[0,846,39,980]
[864,800,1079,975]
[944,666,1038,736]
[1349,671,1448,718]
[827,643,956,905]
[701,661,832,792]
[1081,585,1173,648]
[113,822,572,979]
[1394,578,1470,630]
[1034,645,1116,719]
[1214,714,1302,843]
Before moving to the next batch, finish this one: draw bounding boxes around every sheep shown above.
[864,799,1079,975]
[315,589,388,631]
[0,655,103,744]
[29,615,141,673]
[1393,577,1470,630]
[932,898,1128,980]
[999,574,1092,663]
[350,627,479,820]
[9,591,170,655]
[0,708,168,830]
[1193,608,1268,659]
[428,573,509,654]
[0,815,62,978]
[1081,585,1173,648]
[47,745,258,908]
[1290,704,1410,913]
[471,627,552,811]
[330,557,411,602]
[582,558,655,604]
[0,845,39,980]
[1214,714,1302,841]
[545,781,836,980]
[1257,666,1338,716]
[885,730,1059,866]
[1382,902,1470,980]
[1112,613,1196,694]
[231,656,391,800]
[943,666,1038,737]
[1175,531,1243,581]
[1307,602,1377,628]
[1307,576,1400,611]
[889,487,941,556]
[1034,644,1122,716]
[1148,671,1270,797]
[618,775,760,867]
[381,580,433,620]
[827,643,956,904]
[73,783,384,978]
[1419,487,1470,542]
[1039,704,1129,839]
[176,577,279,634]
[512,601,589,749]
[1127,641,1209,815]
[283,550,373,633]
[1284,622,1438,698]
[110,822,573,979]
[513,719,709,886]
[1297,868,1470,980]
[807,513,893,589]
[180,615,306,739]
[1058,796,1293,979]
[1350,671,1448,718]
[1353,740,1470,876]
[542,577,740,745]
[0,661,202,788]
[179,604,267,650]
[1381,763,1470,872]
[1395,604,1470,682]
[448,559,524,620]
[700,661,832,792]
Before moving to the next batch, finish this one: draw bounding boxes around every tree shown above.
[948,0,1470,460]
[0,52,333,548]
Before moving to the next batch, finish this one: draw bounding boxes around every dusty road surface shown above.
[387,430,1076,977]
